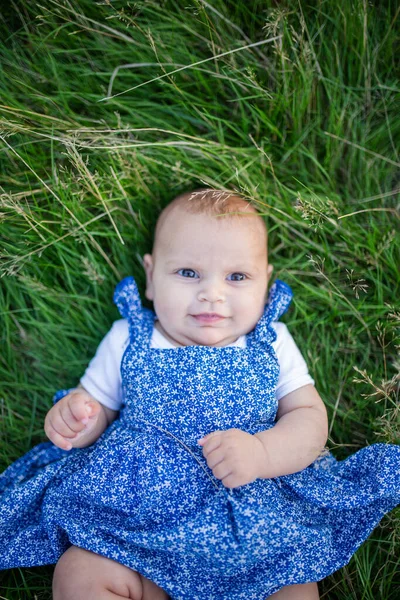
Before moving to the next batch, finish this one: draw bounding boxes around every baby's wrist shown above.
[253,431,276,479]
[254,428,292,479]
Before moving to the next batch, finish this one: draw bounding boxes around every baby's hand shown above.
[198,428,268,489]
[44,389,103,451]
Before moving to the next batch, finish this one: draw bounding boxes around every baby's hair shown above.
[153,187,266,248]
[170,187,259,217]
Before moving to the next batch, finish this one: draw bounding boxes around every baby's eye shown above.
[177,268,199,279]
[227,273,247,281]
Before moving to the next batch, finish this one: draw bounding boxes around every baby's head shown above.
[143,188,273,347]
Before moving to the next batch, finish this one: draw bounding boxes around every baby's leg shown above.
[53,546,169,600]
[269,583,319,599]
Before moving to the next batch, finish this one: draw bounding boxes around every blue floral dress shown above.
[0,277,399,599]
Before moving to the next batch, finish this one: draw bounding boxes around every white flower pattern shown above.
[0,276,399,599]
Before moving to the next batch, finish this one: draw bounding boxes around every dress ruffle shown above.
[253,280,293,345]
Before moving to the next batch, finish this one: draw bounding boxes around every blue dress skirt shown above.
[0,277,399,599]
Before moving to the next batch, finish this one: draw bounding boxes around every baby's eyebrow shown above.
[165,259,192,267]
[165,255,201,264]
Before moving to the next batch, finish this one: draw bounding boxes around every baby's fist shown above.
[198,428,267,489]
[44,389,102,451]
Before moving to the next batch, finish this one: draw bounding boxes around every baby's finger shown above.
[59,401,88,434]
[84,400,102,421]
[48,412,79,439]
[68,393,92,424]
[199,433,222,457]
[221,473,240,489]
[45,421,73,451]
[212,462,232,483]
[205,448,226,470]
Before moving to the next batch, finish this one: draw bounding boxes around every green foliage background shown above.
[0,1,399,598]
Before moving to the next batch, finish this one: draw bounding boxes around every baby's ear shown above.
[143,254,154,300]
[266,263,274,282]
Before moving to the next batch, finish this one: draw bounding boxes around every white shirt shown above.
[80,319,314,411]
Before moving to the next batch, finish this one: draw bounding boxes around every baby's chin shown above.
[180,328,242,348]
[157,320,245,347]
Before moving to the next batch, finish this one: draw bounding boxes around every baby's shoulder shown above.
[107,318,130,349]
[270,321,289,340]
[270,321,289,334]
[269,321,296,354]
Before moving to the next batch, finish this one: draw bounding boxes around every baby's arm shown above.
[199,384,328,487]
[254,384,328,478]
[44,386,118,451]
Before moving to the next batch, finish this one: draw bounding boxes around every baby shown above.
[1,188,399,600]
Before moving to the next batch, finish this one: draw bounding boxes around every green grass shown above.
[0,0,399,598]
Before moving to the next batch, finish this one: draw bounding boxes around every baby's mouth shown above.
[191,313,227,323]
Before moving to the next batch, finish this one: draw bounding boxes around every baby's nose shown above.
[197,279,225,303]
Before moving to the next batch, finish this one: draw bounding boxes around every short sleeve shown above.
[79,319,129,411]
[271,322,315,401]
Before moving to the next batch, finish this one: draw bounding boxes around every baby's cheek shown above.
[153,293,174,321]
[164,294,188,319]
[155,298,186,338]
[234,300,260,333]
[162,302,182,325]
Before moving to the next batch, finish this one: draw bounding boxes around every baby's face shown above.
[143,208,273,347]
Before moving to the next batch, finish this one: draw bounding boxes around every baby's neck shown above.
[153,320,184,347]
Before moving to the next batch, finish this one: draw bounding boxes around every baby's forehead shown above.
[155,203,267,244]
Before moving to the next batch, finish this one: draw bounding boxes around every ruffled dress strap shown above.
[52,277,148,408]
[251,280,293,346]
[113,276,149,341]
